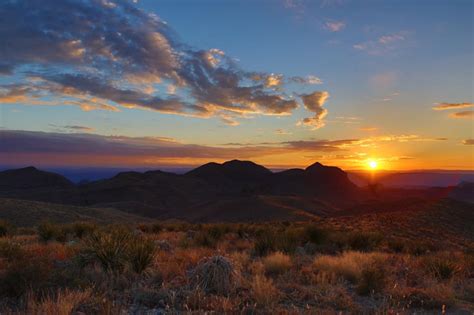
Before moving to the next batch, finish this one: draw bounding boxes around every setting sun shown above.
[368,160,378,170]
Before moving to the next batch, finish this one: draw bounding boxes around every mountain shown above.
[2,160,466,223]
[0,166,73,190]
[449,182,474,203]
[0,197,147,227]
[0,166,79,204]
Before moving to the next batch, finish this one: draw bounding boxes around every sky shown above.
[0,0,472,171]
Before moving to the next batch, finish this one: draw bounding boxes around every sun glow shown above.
[368,160,378,170]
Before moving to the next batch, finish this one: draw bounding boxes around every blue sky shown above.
[0,0,472,170]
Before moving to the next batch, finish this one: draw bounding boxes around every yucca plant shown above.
[84,228,132,273]
[126,237,156,274]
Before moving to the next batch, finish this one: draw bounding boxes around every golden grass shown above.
[26,289,91,315]
[313,251,388,282]
[262,251,292,275]
[250,274,280,307]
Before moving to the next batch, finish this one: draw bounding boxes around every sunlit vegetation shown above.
[0,220,472,313]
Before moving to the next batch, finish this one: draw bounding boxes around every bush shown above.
[71,222,97,239]
[0,239,24,261]
[38,222,67,242]
[251,274,280,307]
[348,231,382,252]
[304,225,328,244]
[253,230,276,256]
[127,237,156,274]
[188,256,235,295]
[0,219,13,237]
[83,228,133,273]
[356,262,387,295]
[313,251,387,283]
[262,252,292,275]
[0,256,51,297]
[423,255,460,280]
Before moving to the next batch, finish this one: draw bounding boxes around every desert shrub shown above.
[26,289,92,315]
[262,251,292,275]
[126,237,156,274]
[137,222,162,234]
[407,240,438,256]
[304,224,328,244]
[38,221,67,242]
[253,227,303,256]
[192,224,231,248]
[0,219,13,237]
[313,251,387,283]
[0,256,51,297]
[277,227,303,254]
[0,239,24,261]
[356,262,387,295]
[253,230,276,256]
[71,221,97,239]
[82,228,133,273]
[392,284,455,309]
[423,255,460,280]
[386,239,406,253]
[188,256,235,295]
[347,231,383,251]
[251,274,280,307]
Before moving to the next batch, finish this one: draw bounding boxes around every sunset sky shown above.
[0,0,472,170]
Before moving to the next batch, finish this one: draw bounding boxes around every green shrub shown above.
[348,231,382,252]
[82,227,155,274]
[356,263,387,295]
[386,239,406,253]
[253,230,276,256]
[424,256,460,280]
[304,225,328,244]
[38,221,66,242]
[0,220,13,237]
[71,221,97,239]
[83,228,133,272]
[0,256,51,297]
[0,239,24,261]
[127,237,156,274]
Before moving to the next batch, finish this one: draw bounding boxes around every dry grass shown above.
[250,274,280,307]
[313,251,388,282]
[0,221,473,314]
[262,251,292,275]
[26,289,91,315]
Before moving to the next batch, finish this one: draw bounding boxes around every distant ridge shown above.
[0,160,470,222]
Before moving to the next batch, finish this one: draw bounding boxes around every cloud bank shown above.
[0,0,324,126]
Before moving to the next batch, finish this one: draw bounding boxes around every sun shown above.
[368,160,378,170]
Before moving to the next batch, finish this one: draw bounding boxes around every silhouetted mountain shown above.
[449,182,474,203]
[0,166,73,190]
[0,166,78,204]
[1,160,465,223]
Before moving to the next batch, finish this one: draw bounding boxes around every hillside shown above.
[0,198,147,227]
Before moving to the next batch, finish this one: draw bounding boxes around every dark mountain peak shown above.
[305,162,323,170]
[186,160,271,184]
[222,160,271,174]
[0,166,73,190]
[305,162,345,175]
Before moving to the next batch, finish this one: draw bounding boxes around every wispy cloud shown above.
[324,20,346,32]
[449,110,474,119]
[462,139,474,145]
[432,102,473,111]
[354,32,407,56]
[49,124,95,132]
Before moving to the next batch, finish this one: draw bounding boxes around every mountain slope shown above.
[0,198,147,227]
